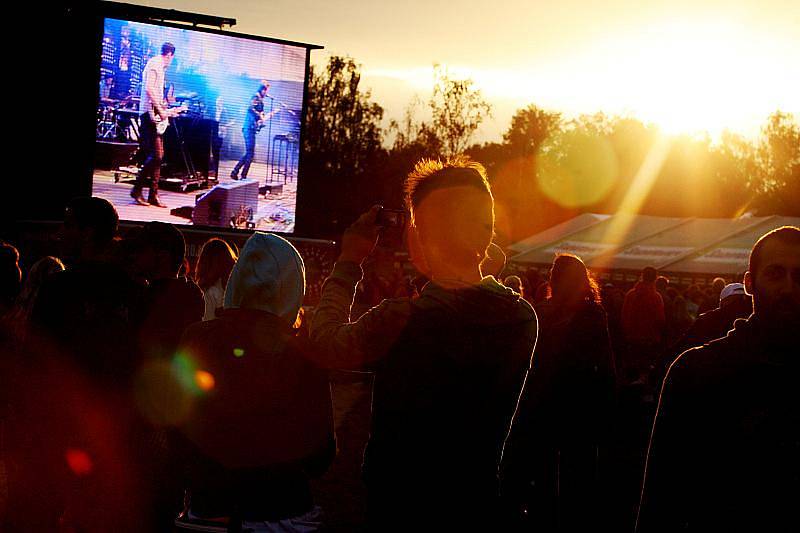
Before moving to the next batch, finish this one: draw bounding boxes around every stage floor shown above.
[92,160,297,232]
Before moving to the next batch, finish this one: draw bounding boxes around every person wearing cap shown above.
[673,282,752,353]
[638,225,800,532]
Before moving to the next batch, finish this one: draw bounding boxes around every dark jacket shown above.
[177,309,335,520]
[309,262,538,527]
[137,276,204,360]
[30,259,143,378]
[501,299,617,530]
[243,93,264,131]
[638,316,799,532]
[676,295,752,352]
[622,281,665,345]
[13,259,153,530]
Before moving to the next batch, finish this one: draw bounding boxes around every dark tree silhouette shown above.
[753,111,800,215]
[297,56,387,237]
[503,105,563,158]
[429,65,492,157]
[297,53,797,240]
[304,56,384,177]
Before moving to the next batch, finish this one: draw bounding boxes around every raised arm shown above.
[308,206,408,369]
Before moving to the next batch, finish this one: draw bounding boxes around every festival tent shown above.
[662,215,800,275]
[508,213,800,281]
[507,213,610,254]
[509,214,688,268]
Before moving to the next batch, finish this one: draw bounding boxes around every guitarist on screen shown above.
[131,42,182,207]
[230,80,281,181]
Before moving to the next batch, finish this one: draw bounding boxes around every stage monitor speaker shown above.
[192,179,259,228]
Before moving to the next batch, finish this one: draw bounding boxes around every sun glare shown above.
[565,19,797,137]
[364,17,797,140]
[611,22,765,136]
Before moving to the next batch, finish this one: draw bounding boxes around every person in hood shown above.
[175,233,335,532]
[637,226,800,532]
[309,156,538,530]
[501,253,616,531]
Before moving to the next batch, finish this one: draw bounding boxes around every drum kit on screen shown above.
[96,96,141,143]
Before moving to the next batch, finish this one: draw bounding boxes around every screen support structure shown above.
[97,1,236,30]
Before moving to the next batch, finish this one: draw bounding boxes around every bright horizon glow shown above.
[585,19,796,138]
[362,18,798,141]
[134,0,800,142]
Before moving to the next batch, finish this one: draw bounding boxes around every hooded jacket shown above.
[638,316,799,532]
[177,233,334,521]
[309,261,537,526]
[223,233,305,323]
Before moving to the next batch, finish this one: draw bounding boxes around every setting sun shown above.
[587,19,796,137]
[360,12,797,141]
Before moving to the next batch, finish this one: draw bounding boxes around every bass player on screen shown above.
[230,80,281,181]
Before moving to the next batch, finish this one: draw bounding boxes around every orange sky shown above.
[137,0,799,143]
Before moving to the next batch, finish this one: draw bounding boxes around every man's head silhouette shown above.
[744,225,800,333]
[405,156,494,283]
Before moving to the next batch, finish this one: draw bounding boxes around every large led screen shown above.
[93,18,309,232]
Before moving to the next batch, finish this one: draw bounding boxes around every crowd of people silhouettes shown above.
[1,156,798,532]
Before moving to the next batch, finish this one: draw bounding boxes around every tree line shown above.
[299,56,800,243]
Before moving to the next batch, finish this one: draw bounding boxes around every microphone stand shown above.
[265,95,274,184]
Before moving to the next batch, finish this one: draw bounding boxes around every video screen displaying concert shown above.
[93,18,308,233]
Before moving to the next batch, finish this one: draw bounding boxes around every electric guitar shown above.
[255,107,282,132]
[150,102,189,135]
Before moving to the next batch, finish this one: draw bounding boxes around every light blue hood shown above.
[223,233,305,323]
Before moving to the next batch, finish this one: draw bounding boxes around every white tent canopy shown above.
[509,214,800,277]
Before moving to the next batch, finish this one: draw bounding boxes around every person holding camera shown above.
[308,156,538,530]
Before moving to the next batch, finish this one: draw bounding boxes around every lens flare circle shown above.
[65,448,93,476]
[537,130,618,208]
[194,370,215,392]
